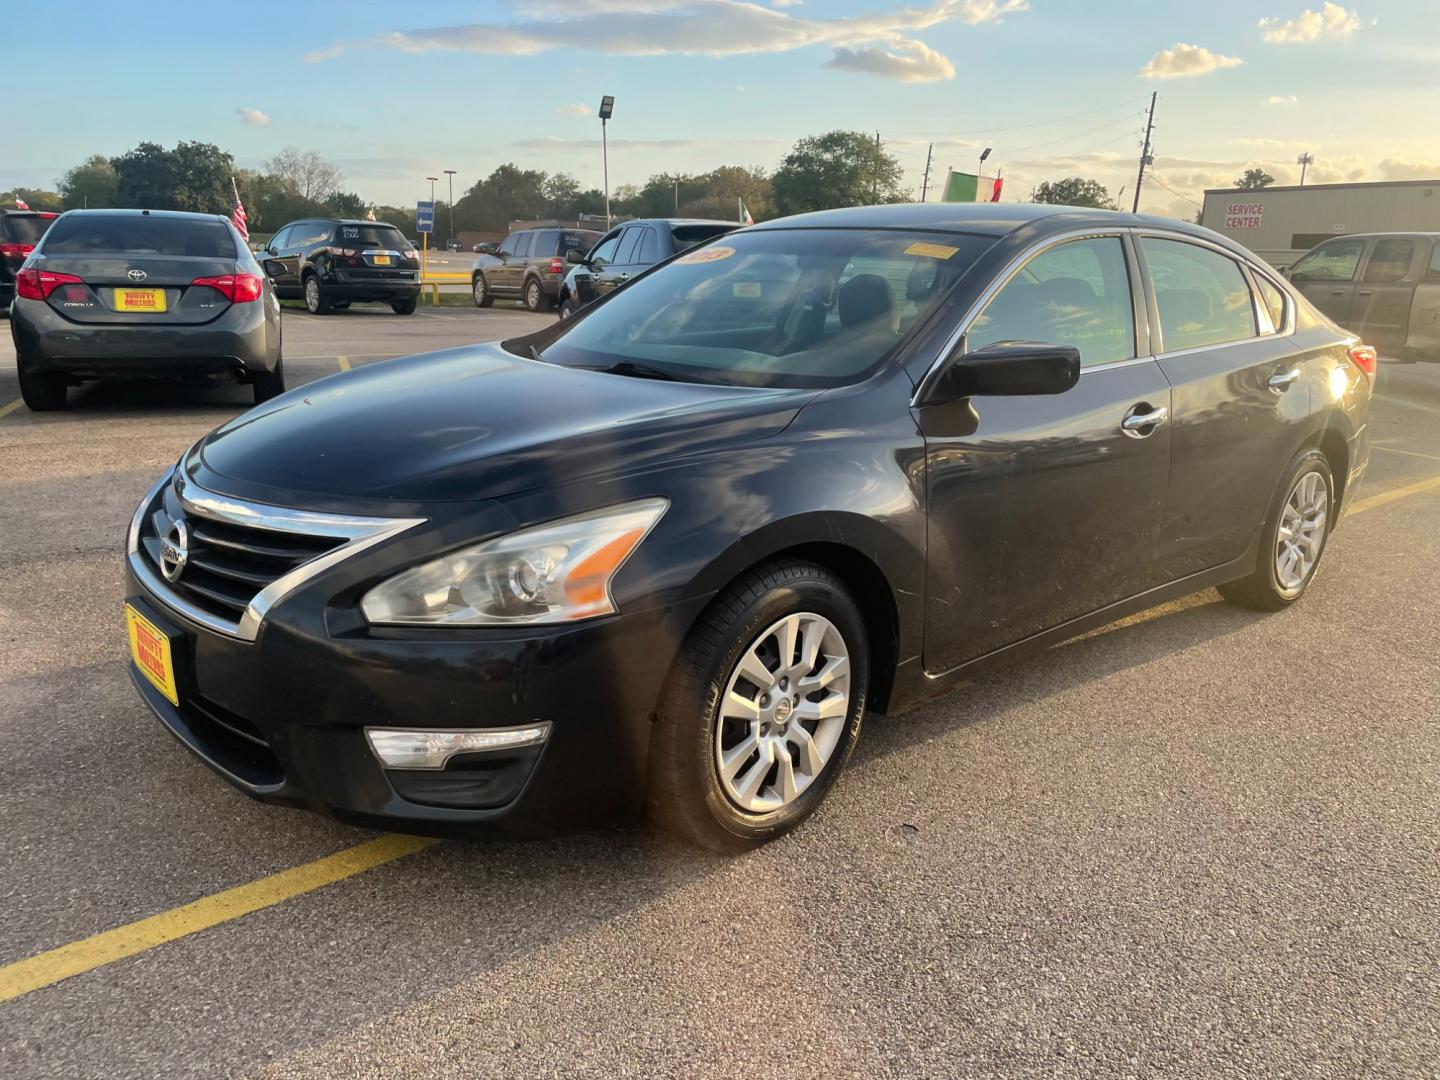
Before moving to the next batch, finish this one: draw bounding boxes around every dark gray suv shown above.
[472,227,601,312]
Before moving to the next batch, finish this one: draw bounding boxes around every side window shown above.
[1141,238,1257,352]
[1428,243,1440,282]
[498,233,519,257]
[1255,274,1288,334]
[1288,238,1365,283]
[533,230,560,257]
[968,236,1135,367]
[588,230,623,266]
[637,227,662,264]
[513,232,533,258]
[297,222,331,247]
[1363,239,1416,283]
[269,226,293,250]
[616,227,644,265]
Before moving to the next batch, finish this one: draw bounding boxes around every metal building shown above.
[1201,178,1440,267]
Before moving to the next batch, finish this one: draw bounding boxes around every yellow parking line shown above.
[1371,444,1440,464]
[1348,474,1440,517]
[0,834,437,1004]
[337,354,351,372]
[0,397,24,421]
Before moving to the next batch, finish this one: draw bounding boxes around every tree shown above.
[1234,167,1275,190]
[542,172,582,217]
[454,164,549,231]
[60,155,119,210]
[264,147,345,204]
[111,141,233,213]
[112,142,178,210]
[772,131,907,215]
[1031,177,1116,209]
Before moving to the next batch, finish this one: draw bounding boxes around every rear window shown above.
[41,216,237,258]
[335,224,409,249]
[532,230,561,256]
[564,231,599,254]
[3,214,56,245]
[671,224,733,250]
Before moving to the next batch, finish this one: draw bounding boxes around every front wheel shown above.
[647,560,868,851]
[1219,448,1334,611]
[523,277,550,312]
[391,296,417,315]
[472,274,493,308]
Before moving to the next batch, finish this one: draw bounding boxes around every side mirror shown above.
[566,248,586,265]
[262,259,285,278]
[919,341,1080,406]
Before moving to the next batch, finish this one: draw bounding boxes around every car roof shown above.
[620,218,738,228]
[50,208,230,222]
[745,202,1215,240]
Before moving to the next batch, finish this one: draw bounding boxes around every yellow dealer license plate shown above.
[372,255,392,265]
[126,604,178,705]
[113,288,167,313]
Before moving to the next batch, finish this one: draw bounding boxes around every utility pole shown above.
[1132,91,1157,213]
[1297,152,1314,187]
[444,169,456,247]
[920,143,934,202]
[874,131,881,203]
[599,96,615,230]
[672,174,680,214]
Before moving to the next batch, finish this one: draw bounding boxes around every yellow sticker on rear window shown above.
[904,241,961,260]
[732,281,762,298]
[676,245,735,265]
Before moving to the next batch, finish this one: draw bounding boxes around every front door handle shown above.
[1121,404,1168,437]
[1330,289,1347,297]
[1268,367,1302,392]
[1356,289,1373,297]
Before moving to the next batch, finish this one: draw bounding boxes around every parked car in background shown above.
[260,218,420,315]
[1,208,59,315]
[122,203,1372,849]
[471,226,602,312]
[10,209,282,410]
[1283,232,1440,361]
[557,218,738,319]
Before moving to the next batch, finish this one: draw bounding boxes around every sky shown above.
[6,1,1439,220]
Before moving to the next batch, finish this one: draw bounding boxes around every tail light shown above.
[322,246,360,267]
[15,267,83,300]
[1348,344,1377,378]
[39,212,58,219]
[0,242,34,260]
[549,257,565,275]
[191,273,263,303]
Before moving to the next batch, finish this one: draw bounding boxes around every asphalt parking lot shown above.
[1,307,1438,1078]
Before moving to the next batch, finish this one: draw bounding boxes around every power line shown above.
[998,112,1146,159]
[1146,173,1202,209]
[885,95,1151,141]
[1007,128,1144,168]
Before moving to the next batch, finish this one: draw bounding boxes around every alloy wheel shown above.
[527,281,541,310]
[1275,470,1328,595]
[304,278,320,313]
[473,277,486,304]
[715,612,850,813]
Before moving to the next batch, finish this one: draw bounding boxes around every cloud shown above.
[771,0,802,6]
[306,0,1028,81]
[1140,42,1243,79]
[237,107,271,127]
[302,44,344,62]
[1259,3,1362,44]
[1264,94,1299,105]
[1376,158,1440,181]
[824,38,955,81]
[556,102,592,115]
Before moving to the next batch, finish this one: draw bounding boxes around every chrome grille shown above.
[127,466,426,642]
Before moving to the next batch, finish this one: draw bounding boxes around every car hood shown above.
[199,343,811,502]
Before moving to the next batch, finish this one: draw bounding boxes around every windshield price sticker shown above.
[677,246,735,265]
[904,241,961,260]
[342,226,359,239]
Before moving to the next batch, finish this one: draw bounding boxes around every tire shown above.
[251,360,286,405]
[647,560,869,851]
[472,273,493,308]
[558,298,576,320]
[18,365,67,411]
[523,277,550,312]
[303,275,331,315]
[332,301,351,311]
[1219,448,1334,612]
[391,296,417,315]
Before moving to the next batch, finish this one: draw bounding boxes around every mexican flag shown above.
[941,170,1003,203]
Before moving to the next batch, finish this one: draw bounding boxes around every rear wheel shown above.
[391,296,417,315]
[523,277,549,312]
[647,560,868,851]
[251,360,286,405]
[558,298,577,320]
[18,365,67,411]
[303,276,332,314]
[472,274,493,308]
[1219,449,1333,611]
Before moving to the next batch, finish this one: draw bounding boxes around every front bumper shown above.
[124,570,704,836]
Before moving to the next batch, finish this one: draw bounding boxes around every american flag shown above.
[229,177,249,241]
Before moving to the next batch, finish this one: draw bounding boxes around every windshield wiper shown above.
[577,360,687,382]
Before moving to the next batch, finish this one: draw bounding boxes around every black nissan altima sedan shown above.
[122,203,1373,849]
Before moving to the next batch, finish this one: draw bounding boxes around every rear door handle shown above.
[1356,289,1373,297]
[1330,289,1347,297]
[1121,404,1168,437]
[1268,367,1302,392]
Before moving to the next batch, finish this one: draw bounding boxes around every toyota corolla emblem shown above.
[127,269,148,282]
[159,520,189,583]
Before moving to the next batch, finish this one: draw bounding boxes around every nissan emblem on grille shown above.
[159,520,189,583]
[127,269,148,281]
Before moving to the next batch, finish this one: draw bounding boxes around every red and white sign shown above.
[1224,202,1264,229]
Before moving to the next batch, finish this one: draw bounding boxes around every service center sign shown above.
[1225,202,1264,229]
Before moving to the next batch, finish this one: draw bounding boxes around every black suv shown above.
[261,218,420,315]
[472,226,601,312]
[2,209,59,314]
[557,218,737,318]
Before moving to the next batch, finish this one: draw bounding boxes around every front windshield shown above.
[533,228,993,388]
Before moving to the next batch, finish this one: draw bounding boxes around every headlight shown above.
[359,498,668,626]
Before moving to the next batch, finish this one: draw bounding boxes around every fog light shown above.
[365,723,551,770]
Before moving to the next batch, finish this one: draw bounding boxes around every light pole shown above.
[426,176,438,202]
[599,95,615,229]
[978,147,992,178]
[1297,152,1313,187]
[444,169,456,247]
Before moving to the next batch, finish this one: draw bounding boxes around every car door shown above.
[573,229,623,306]
[1287,236,1367,328]
[920,232,1173,673]
[1139,234,1315,580]
[490,232,521,294]
[596,226,644,298]
[1351,236,1420,352]
[263,225,297,296]
[505,232,533,294]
